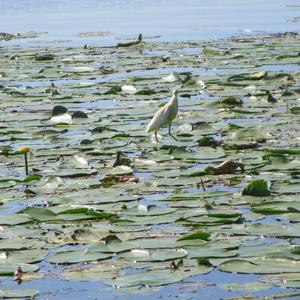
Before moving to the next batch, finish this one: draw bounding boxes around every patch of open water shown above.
[0,0,299,47]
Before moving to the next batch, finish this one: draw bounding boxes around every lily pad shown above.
[242,180,270,197]
[107,269,184,288]
[48,248,112,264]
[0,214,32,225]
[219,257,300,274]
[0,289,39,299]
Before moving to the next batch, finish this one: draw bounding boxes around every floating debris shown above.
[116,33,143,47]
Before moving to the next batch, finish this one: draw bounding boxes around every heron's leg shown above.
[154,131,159,143]
[168,124,177,141]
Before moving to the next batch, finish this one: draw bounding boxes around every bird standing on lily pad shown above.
[145,89,179,143]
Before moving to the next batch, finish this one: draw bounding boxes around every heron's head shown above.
[172,86,180,96]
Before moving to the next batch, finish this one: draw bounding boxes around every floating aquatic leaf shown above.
[221,282,271,292]
[188,242,238,259]
[62,264,117,281]
[261,273,300,289]
[198,136,221,147]
[242,180,270,197]
[110,165,133,176]
[34,53,55,61]
[1,31,300,297]
[48,248,112,264]
[0,289,39,299]
[104,85,122,95]
[19,206,115,222]
[253,200,300,214]
[205,160,244,175]
[228,127,269,142]
[0,240,45,250]
[135,89,156,95]
[20,207,57,221]
[107,269,184,288]
[203,47,230,56]
[0,215,32,226]
[227,70,268,81]
[177,231,211,241]
[0,263,38,276]
[4,249,48,264]
[219,257,300,274]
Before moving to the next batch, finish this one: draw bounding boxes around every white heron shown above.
[145,89,178,143]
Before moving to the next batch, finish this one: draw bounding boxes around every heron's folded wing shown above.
[145,104,171,133]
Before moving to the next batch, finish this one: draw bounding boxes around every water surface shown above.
[0,0,299,46]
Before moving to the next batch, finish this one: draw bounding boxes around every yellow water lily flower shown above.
[20,146,30,154]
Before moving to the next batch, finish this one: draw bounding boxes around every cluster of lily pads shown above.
[0,32,300,299]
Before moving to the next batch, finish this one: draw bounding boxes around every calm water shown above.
[0,0,299,46]
[1,1,300,299]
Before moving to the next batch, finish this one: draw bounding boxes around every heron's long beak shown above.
[173,86,180,96]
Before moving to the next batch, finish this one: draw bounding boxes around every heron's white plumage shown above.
[145,91,178,137]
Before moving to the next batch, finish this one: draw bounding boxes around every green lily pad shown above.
[20,207,57,221]
[48,248,113,264]
[221,282,271,292]
[227,70,268,81]
[0,214,32,225]
[0,240,45,250]
[242,180,270,197]
[107,269,184,287]
[0,263,38,276]
[34,53,55,61]
[0,289,39,299]
[219,257,300,274]
[177,231,211,241]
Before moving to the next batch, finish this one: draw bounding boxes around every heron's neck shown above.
[171,94,178,106]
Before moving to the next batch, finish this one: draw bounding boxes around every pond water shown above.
[0,0,299,46]
[1,1,300,300]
